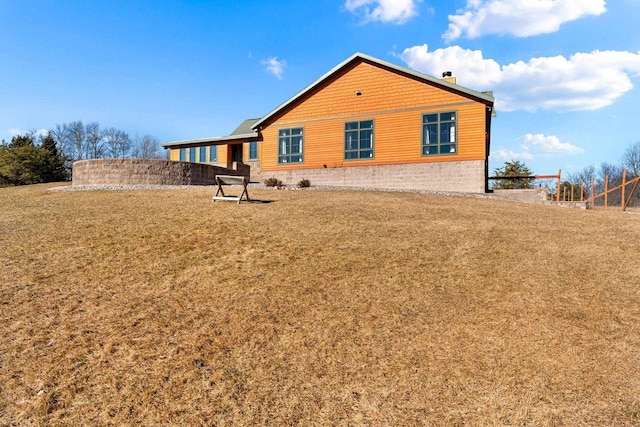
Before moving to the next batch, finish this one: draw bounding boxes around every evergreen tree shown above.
[0,135,39,185]
[38,133,68,182]
[0,134,68,186]
[492,160,535,189]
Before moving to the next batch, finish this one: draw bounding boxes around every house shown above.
[162,52,495,193]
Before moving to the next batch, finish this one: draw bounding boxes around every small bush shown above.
[264,177,284,188]
[297,178,311,188]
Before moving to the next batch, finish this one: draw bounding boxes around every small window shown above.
[278,127,304,164]
[344,120,374,160]
[179,147,186,162]
[249,141,258,161]
[423,111,457,156]
[189,147,196,162]
[199,146,206,163]
[209,145,217,163]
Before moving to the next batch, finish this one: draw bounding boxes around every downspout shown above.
[485,104,494,193]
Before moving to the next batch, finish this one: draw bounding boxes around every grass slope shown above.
[1,183,640,425]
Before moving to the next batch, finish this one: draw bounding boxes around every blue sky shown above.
[2,0,639,176]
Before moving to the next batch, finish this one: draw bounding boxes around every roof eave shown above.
[161,132,258,148]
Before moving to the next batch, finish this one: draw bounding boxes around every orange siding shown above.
[170,145,230,165]
[259,61,488,171]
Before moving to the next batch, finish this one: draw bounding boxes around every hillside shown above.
[1,183,639,425]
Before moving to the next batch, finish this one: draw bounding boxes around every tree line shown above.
[0,121,166,186]
[49,120,165,161]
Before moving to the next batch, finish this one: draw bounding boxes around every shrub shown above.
[297,178,311,188]
[264,177,284,188]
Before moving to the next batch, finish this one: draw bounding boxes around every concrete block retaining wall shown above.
[72,158,250,186]
[247,160,486,193]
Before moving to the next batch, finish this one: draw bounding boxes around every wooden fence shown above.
[555,169,640,211]
[491,169,640,211]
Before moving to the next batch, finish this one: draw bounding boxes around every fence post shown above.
[580,182,584,202]
[571,184,574,202]
[591,176,595,208]
[621,169,627,212]
[556,169,562,202]
[605,175,609,211]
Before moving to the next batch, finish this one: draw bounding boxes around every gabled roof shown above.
[231,118,261,137]
[252,52,495,131]
[161,118,260,148]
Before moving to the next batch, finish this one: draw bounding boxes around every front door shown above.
[231,144,243,163]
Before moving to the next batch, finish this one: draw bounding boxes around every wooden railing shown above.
[586,170,640,212]
[492,168,640,211]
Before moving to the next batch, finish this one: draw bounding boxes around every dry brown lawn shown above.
[1,183,640,426]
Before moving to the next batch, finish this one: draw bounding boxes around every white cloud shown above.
[262,57,287,80]
[492,133,584,161]
[492,147,533,161]
[519,133,584,155]
[9,128,49,137]
[344,0,420,24]
[444,0,607,41]
[399,44,640,112]
[400,44,502,89]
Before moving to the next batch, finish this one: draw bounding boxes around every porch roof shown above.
[161,118,261,148]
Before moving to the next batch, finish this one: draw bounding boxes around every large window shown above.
[209,145,217,163]
[249,141,258,160]
[278,127,303,164]
[423,112,457,156]
[199,146,206,163]
[179,147,186,162]
[189,147,196,162]
[345,120,374,160]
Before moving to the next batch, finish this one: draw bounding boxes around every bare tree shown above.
[65,120,86,161]
[597,162,624,206]
[50,122,163,162]
[569,164,596,196]
[131,134,164,159]
[85,122,105,159]
[103,128,131,158]
[622,141,640,178]
[50,121,85,162]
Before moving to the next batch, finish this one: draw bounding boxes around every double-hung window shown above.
[249,141,258,160]
[344,120,374,160]
[179,147,186,162]
[423,112,457,156]
[209,145,217,163]
[278,128,303,164]
[199,146,206,163]
[189,147,196,162]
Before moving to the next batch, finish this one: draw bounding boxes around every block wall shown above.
[72,158,249,186]
[250,159,486,193]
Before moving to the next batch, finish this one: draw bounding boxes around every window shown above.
[423,112,457,156]
[209,145,217,163]
[199,146,206,163]
[278,127,303,164]
[179,147,186,162]
[345,120,374,160]
[189,147,196,162]
[249,141,258,161]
